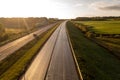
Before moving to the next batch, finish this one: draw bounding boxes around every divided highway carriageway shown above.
[0,23,56,61]
[21,21,82,80]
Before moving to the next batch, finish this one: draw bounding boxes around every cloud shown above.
[91,1,120,11]
[113,0,120,1]
[74,3,83,7]
[51,0,78,4]
[99,4,120,11]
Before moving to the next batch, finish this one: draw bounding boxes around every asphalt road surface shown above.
[0,23,56,61]
[21,21,80,80]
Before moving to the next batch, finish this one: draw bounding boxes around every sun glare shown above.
[0,0,70,19]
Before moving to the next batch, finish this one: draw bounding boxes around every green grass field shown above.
[67,21,120,80]
[75,21,120,34]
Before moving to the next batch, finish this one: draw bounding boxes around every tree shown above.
[0,24,5,35]
[0,24,8,42]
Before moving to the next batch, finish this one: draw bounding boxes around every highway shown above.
[21,21,80,80]
[0,23,56,61]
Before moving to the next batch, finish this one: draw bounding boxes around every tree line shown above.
[72,16,120,21]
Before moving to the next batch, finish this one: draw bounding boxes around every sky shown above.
[0,0,120,19]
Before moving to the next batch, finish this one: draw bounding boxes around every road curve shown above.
[0,23,56,61]
[21,21,80,80]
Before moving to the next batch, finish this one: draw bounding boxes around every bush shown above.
[0,34,8,42]
[0,24,8,41]
[86,31,95,38]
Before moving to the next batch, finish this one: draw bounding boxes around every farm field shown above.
[75,21,120,34]
[0,28,29,46]
[5,28,25,34]
[74,20,120,59]
[67,21,120,80]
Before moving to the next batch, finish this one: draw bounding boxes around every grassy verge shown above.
[0,24,59,80]
[67,21,120,80]
[95,38,120,59]
[0,38,37,76]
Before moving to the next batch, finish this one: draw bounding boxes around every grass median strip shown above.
[0,24,59,80]
[66,21,120,80]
